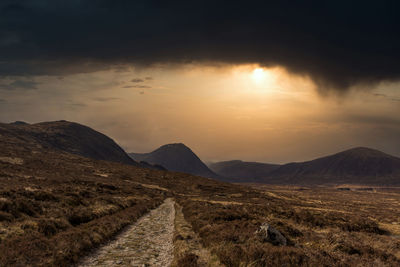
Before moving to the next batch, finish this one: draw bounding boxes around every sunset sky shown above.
[1,1,400,163]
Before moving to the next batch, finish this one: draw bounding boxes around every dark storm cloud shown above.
[0,79,39,90]
[1,1,400,91]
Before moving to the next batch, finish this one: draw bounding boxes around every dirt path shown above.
[78,198,175,267]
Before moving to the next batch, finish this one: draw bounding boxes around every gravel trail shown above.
[78,198,175,267]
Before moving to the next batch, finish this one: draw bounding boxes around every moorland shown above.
[0,121,399,266]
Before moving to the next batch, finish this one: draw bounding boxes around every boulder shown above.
[256,222,287,246]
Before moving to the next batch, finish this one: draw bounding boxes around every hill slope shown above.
[209,160,280,182]
[0,120,243,266]
[0,120,139,166]
[129,143,220,179]
[265,147,400,185]
[1,121,399,266]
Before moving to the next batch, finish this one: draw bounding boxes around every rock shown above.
[256,222,287,246]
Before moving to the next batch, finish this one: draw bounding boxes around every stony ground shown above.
[78,198,175,267]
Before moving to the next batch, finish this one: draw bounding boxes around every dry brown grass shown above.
[172,203,221,267]
[177,186,400,266]
[1,127,400,266]
[0,129,240,266]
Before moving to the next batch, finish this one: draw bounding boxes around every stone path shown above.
[78,198,175,267]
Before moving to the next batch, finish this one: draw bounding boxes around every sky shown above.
[1,1,400,163]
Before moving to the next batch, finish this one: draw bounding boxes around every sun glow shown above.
[252,67,267,84]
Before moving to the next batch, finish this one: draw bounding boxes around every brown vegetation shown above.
[177,185,400,266]
[172,203,221,267]
[0,124,236,266]
[1,123,400,266]
[0,158,166,266]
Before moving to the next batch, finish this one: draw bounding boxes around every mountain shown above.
[129,143,220,179]
[264,147,400,185]
[0,120,140,166]
[209,160,280,182]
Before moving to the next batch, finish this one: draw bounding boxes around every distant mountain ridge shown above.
[210,147,400,185]
[2,120,399,185]
[209,160,280,182]
[129,143,220,179]
[264,147,400,185]
[0,120,140,166]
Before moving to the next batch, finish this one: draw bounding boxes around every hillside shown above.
[0,121,139,166]
[0,121,242,266]
[129,143,220,179]
[209,160,280,182]
[265,147,400,185]
[0,121,399,266]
